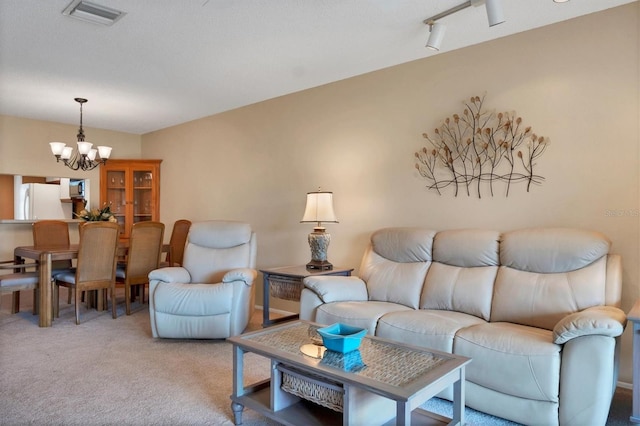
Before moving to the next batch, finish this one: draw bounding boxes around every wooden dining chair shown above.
[33,220,73,303]
[116,221,165,315]
[53,221,119,324]
[0,261,39,314]
[160,219,191,267]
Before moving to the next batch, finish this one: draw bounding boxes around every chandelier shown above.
[49,98,112,171]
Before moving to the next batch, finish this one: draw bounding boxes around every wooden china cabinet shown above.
[100,159,162,240]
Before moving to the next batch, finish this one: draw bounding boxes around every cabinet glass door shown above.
[105,169,127,236]
[133,169,154,225]
[101,159,161,240]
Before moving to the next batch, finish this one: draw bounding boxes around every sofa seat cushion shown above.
[152,281,233,316]
[377,309,486,353]
[315,301,411,335]
[455,322,561,403]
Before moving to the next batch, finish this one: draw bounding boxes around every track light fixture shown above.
[426,22,446,51]
[423,0,505,50]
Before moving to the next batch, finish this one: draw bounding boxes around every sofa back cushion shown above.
[183,221,256,284]
[421,229,500,320]
[360,228,435,309]
[499,227,611,273]
[491,228,612,330]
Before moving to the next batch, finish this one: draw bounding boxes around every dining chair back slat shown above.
[54,221,119,324]
[163,219,191,267]
[77,223,120,283]
[32,220,72,271]
[117,221,165,315]
[33,220,73,304]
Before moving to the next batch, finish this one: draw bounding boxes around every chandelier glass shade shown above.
[49,98,112,171]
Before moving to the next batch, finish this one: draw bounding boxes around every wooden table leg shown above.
[38,252,52,327]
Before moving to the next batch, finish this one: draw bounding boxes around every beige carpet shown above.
[0,289,280,426]
[0,289,633,425]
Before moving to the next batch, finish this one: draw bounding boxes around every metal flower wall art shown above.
[415,95,549,198]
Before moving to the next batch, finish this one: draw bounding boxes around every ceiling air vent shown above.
[62,0,126,26]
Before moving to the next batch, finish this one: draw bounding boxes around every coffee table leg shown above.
[396,401,411,425]
[231,401,244,425]
[451,367,466,426]
[231,344,245,424]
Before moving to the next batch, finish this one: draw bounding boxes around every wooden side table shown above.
[629,299,640,423]
[260,265,353,327]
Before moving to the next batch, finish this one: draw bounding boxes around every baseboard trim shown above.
[254,305,295,316]
[618,381,632,390]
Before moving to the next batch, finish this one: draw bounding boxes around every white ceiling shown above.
[0,0,635,135]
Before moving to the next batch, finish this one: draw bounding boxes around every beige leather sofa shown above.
[299,227,626,425]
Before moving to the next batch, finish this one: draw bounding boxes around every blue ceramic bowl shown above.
[316,323,367,353]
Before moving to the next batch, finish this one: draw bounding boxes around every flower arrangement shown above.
[76,203,118,222]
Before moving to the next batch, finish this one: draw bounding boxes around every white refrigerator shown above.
[15,183,70,220]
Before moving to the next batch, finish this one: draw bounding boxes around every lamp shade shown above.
[301,191,338,225]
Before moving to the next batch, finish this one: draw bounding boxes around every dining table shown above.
[14,242,169,327]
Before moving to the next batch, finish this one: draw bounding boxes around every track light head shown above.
[484,0,505,27]
[426,22,446,51]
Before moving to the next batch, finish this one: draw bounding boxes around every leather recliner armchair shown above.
[148,220,257,339]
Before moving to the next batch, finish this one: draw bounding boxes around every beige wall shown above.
[0,3,638,384]
[0,115,142,258]
[143,4,640,383]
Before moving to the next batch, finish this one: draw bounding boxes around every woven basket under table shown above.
[268,275,302,301]
[278,364,344,413]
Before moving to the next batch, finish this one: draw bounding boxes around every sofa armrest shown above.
[148,267,192,284]
[223,268,257,286]
[553,306,627,344]
[303,276,368,303]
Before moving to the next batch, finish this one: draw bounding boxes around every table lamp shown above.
[300,188,338,270]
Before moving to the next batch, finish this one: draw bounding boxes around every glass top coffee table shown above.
[228,320,470,425]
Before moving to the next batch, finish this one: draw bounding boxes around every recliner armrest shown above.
[223,268,257,286]
[303,276,368,303]
[148,267,192,284]
[553,305,627,344]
